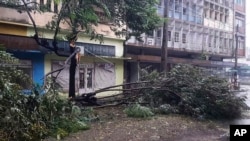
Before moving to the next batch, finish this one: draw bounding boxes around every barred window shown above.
[175,32,179,42]
[168,31,171,41]
[182,33,186,43]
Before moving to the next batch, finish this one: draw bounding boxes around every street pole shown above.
[234,24,239,90]
[161,0,169,76]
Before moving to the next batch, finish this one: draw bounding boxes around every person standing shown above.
[69,35,80,98]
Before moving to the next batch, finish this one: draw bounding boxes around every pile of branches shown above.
[0,50,89,141]
[139,64,248,120]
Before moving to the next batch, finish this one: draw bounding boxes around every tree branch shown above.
[21,0,70,57]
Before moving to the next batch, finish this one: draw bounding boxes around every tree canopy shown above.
[0,0,163,44]
[0,0,163,97]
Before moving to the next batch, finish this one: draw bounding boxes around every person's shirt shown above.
[70,43,77,65]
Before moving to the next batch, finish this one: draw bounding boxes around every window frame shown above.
[174,32,179,42]
[168,31,171,41]
[182,33,186,43]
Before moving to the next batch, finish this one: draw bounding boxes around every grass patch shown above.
[124,104,154,118]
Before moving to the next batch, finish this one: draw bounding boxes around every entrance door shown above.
[79,64,94,94]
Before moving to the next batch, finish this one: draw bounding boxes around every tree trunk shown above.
[69,63,76,98]
[69,43,77,98]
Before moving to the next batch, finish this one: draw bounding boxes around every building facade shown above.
[0,0,125,96]
[125,0,246,82]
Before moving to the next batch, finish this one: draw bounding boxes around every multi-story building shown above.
[125,0,246,82]
[0,0,125,96]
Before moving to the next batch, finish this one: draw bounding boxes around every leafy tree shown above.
[139,64,248,119]
[0,0,163,97]
[0,45,31,91]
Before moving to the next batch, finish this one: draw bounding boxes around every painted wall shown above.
[27,28,125,96]
[44,54,124,97]
[0,23,27,36]
[0,21,44,86]
[12,51,45,86]
[44,55,123,84]
[0,7,30,25]
[27,28,124,57]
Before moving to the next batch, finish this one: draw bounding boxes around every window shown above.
[175,0,180,11]
[17,60,32,89]
[214,38,217,48]
[40,0,44,9]
[220,14,223,22]
[210,11,213,19]
[225,15,228,23]
[87,68,93,88]
[147,30,154,37]
[183,7,187,15]
[79,68,85,89]
[239,41,244,49]
[168,31,171,41]
[215,13,218,20]
[204,11,207,18]
[79,65,94,90]
[156,29,162,38]
[209,36,212,47]
[46,0,51,11]
[182,33,186,43]
[175,5,180,11]
[235,19,243,27]
[235,12,245,18]
[235,0,244,5]
[175,32,179,42]
[54,3,58,13]
[51,61,69,91]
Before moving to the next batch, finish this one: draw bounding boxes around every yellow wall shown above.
[28,27,125,96]
[27,28,124,57]
[44,55,124,85]
[0,23,27,36]
[44,55,124,97]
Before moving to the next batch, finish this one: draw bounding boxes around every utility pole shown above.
[161,0,169,75]
[234,24,239,90]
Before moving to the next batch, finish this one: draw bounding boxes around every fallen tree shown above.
[138,64,248,119]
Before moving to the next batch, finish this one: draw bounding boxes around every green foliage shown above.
[108,0,163,40]
[1,0,162,42]
[0,50,91,140]
[155,104,179,115]
[0,50,31,90]
[124,103,154,118]
[0,81,90,141]
[139,64,248,120]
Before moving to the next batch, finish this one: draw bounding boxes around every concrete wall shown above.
[203,10,234,32]
[0,7,30,24]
